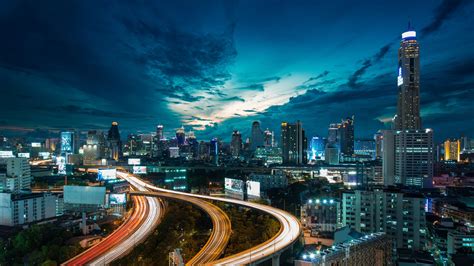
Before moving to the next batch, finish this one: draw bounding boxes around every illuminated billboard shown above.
[98,168,117,181]
[128,158,141,165]
[109,193,127,205]
[224,178,244,193]
[64,185,106,205]
[38,152,51,159]
[18,152,30,158]
[246,181,261,198]
[132,166,147,174]
[31,142,41,148]
[57,156,66,175]
[397,67,403,86]
[61,132,74,153]
[0,151,14,158]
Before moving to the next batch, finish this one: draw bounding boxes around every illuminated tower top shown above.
[395,25,421,130]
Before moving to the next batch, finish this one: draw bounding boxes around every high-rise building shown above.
[107,122,122,161]
[60,131,75,155]
[210,138,219,165]
[176,126,186,146]
[156,125,164,140]
[342,188,427,250]
[263,129,273,147]
[394,129,434,187]
[374,131,383,160]
[354,139,376,158]
[281,121,307,165]
[394,27,421,130]
[383,28,434,188]
[339,117,354,157]
[82,130,106,165]
[230,130,242,157]
[2,157,31,192]
[325,143,339,165]
[444,139,461,162]
[250,121,264,151]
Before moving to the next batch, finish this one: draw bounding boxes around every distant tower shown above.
[338,117,354,156]
[107,122,122,161]
[394,25,421,130]
[230,130,242,157]
[176,126,185,146]
[281,120,307,165]
[263,129,273,147]
[156,125,164,140]
[250,121,264,151]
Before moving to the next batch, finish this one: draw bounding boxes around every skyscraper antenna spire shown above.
[407,19,413,31]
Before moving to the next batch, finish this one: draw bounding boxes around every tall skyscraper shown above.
[176,126,185,146]
[394,129,434,187]
[250,121,264,151]
[338,117,354,156]
[230,130,242,157]
[263,129,273,147]
[156,125,164,140]
[394,26,421,130]
[444,139,461,162]
[383,27,434,188]
[281,120,307,165]
[107,122,122,161]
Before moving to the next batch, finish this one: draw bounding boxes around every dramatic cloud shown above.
[421,0,470,36]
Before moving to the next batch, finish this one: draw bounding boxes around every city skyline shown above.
[0,0,473,142]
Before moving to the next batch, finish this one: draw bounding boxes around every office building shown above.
[0,192,60,226]
[107,122,122,161]
[342,188,427,250]
[281,120,307,165]
[2,157,31,192]
[325,143,339,165]
[394,27,421,130]
[301,198,341,233]
[394,129,434,187]
[250,121,264,151]
[156,124,164,140]
[248,172,287,191]
[339,117,354,157]
[254,147,283,165]
[444,139,461,162]
[230,130,242,157]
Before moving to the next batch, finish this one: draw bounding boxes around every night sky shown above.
[0,0,473,141]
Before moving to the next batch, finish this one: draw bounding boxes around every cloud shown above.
[347,44,391,88]
[304,71,330,84]
[222,96,245,102]
[421,0,470,36]
[35,105,152,119]
[233,83,265,91]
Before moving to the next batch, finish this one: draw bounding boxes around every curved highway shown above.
[62,181,163,265]
[146,191,232,265]
[122,171,301,265]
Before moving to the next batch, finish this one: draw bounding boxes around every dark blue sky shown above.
[0,0,473,142]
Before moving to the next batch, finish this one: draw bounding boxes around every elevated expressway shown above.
[125,172,302,265]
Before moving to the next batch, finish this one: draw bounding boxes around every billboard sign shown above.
[57,156,66,175]
[61,132,73,153]
[246,180,261,198]
[128,158,141,165]
[109,193,127,205]
[31,142,41,148]
[132,166,147,174]
[64,185,106,205]
[38,152,51,159]
[98,168,117,181]
[0,151,14,158]
[224,178,244,193]
[18,152,30,158]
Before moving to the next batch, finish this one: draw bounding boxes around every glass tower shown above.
[395,27,421,130]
